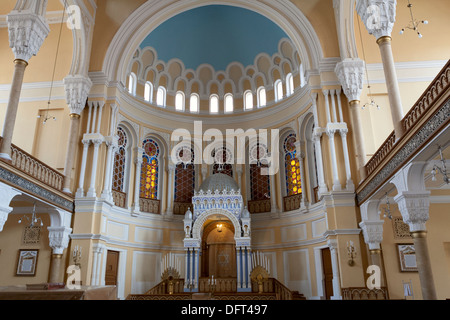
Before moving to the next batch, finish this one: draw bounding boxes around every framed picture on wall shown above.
[397,244,418,272]
[16,249,39,276]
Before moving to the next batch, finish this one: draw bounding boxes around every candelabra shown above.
[431,145,449,184]
[400,0,428,38]
[347,241,356,266]
[208,275,217,295]
[72,245,82,268]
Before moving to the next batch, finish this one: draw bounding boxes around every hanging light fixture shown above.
[400,0,428,38]
[18,202,43,227]
[382,193,393,220]
[430,145,449,184]
[37,0,68,124]
[357,12,381,111]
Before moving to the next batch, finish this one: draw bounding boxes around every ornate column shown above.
[392,162,437,300]
[339,129,354,191]
[132,147,144,216]
[62,76,93,193]
[91,243,106,286]
[311,93,328,196]
[295,141,307,209]
[335,59,368,182]
[356,0,404,140]
[101,136,119,203]
[86,139,103,198]
[327,239,342,300]
[0,3,50,160]
[359,199,386,287]
[165,163,175,217]
[326,128,342,191]
[48,226,72,283]
[0,183,22,232]
[76,139,91,198]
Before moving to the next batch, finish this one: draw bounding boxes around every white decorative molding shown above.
[356,0,397,40]
[359,220,384,250]
[394,192,430,232]
[7,3,50,62]
[0,183,22,232]
[63,75,93,115]
[335,58,365,102]
[48,226,72,255]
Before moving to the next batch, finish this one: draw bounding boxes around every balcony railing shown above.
[342,287,389,300]
[357,60,450,205]
[173,201,191,215]
[112,190,126,208]
[139,197,160,214]
[248,198,271,214]
[283,193,302,212]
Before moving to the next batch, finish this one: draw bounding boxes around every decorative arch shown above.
[191,209,242,241]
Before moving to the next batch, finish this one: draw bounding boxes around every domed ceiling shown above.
[139,5,289,71]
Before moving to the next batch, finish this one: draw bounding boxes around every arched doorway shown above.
[201,219,236,278]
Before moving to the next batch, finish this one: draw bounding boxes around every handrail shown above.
[0,137,65,192]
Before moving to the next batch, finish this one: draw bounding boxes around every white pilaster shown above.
[328,239,342,300]
[86,139,103,198]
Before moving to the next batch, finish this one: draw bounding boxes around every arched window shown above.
[224,93,234,113]
[156,86,166,106]
[244,90,253,110]
[210,94,219,114]
[175,91,185,111]
[283,133,302,196]
[144,82,153,102]
[174,147,195,205]
[128,73,137,96]
[212,146,233,177]
[249,143,270,201]
[274,80,283,102]
[112,127,128,194]
[300,63,306,88]
[286,73,294,96]
[257,87,266,108]
[190,93,199,113]
[140,138,160,199]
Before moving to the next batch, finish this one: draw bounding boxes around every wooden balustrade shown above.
[248,198,271,214]
[342,287,389,300]
[173,201,191,215]
[127,277,305,300]
[402,60,450,133]
[139,197,160,214]
[365,131,396,176]
[6,142,64,191]
[283,193,302,212]
[112,190,126,208]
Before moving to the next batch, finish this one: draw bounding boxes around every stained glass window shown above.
[140,138,160,199]
[112,127,128,192]
[284,133,302,196]
[174,148,195,203]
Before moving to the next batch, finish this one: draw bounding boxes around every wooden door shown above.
[105,250,119,286]
[321,248,334,300]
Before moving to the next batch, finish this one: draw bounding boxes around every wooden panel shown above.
[105,250,119,286]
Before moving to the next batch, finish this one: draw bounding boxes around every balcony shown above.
[0,137,74,212]
[357,60,450,205]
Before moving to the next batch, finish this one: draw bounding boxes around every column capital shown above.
[356,0,397,40]
[48,226,72,255]
[359,220,384,250]
[7,4,50,62]
[394,191,430,232]
[335,58,365,102]
[63,75,93,115]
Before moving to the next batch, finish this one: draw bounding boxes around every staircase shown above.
[126,277,306,300]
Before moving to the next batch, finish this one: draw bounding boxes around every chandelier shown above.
[431,145,449,184]
[400,0,428,38]
[18,203,43,227]
[382,193,393,220]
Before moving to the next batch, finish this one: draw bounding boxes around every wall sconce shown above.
[72,245,82,268]
[216,223,223,233]
[347,241,356,266]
